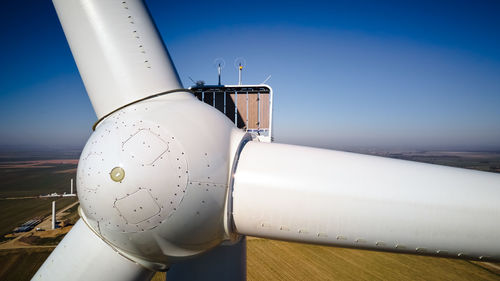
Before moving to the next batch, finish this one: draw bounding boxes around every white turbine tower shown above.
[51,201,56,230]
[33,0,500,280]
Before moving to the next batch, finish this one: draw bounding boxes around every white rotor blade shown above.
[53,0,183,118]
[32,219,154,281]
[232,142,500,261]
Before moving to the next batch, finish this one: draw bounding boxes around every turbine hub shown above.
[76,94,246,270]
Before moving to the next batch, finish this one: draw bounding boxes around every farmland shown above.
[2,237,499,281]
[1,148,500,280]
[148,238,500,280]
[0,197,77,242]
[0,200,79,281]
[246,238,500,281]
[0,146,80,198]
[0,165,77,198]
[0,248,53,281]
[0,150,79,241]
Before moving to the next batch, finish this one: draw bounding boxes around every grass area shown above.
[246,238,500,281]
[0,197,77,241]
[0,248,53,281]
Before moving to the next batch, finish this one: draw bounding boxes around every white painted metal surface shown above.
[51,201,56,230]
[232,142,500,261]
[46,0,500,280]
[32,219,154,281]
[53,0,183,119]
[75,94,244,270]
[46,0,251,278]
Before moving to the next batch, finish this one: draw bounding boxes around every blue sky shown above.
[1,0,499,150]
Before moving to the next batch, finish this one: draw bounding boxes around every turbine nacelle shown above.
[77,92,246,270]
[33,0,500,279]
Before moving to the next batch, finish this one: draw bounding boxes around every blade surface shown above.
[232,142,500,261]
[32,219,154,281]
[53,0,183,118]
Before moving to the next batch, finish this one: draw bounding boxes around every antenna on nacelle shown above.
[261,74,272,84]
[214,58,225,86]
[188,76,205,87]
[234,57,246,85]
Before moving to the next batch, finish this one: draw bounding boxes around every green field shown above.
[0,197,77,241]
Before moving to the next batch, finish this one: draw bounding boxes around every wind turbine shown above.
[33,0,500,280]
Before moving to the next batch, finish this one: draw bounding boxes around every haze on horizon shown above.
[1,0,499,152]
